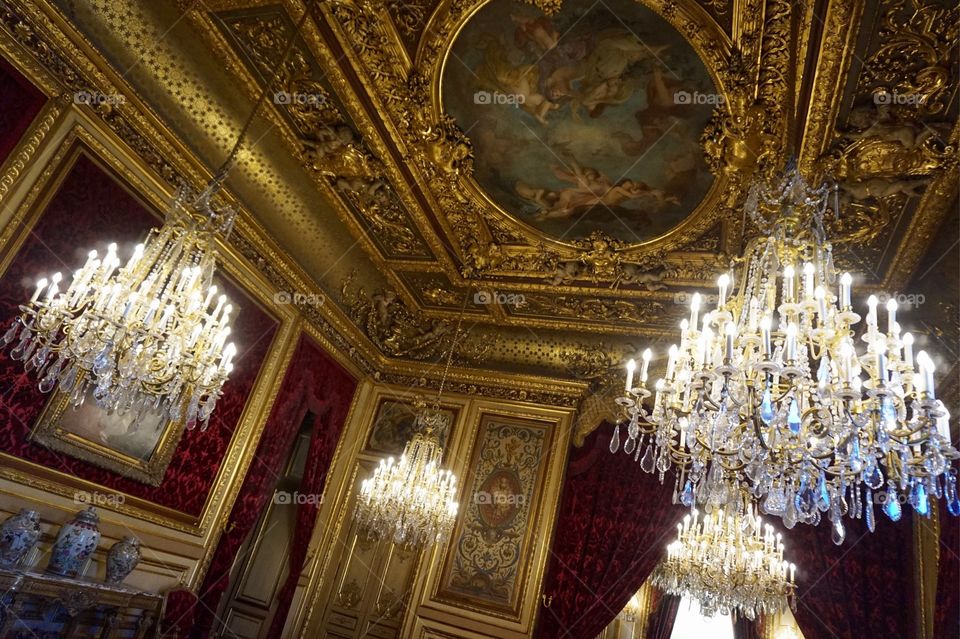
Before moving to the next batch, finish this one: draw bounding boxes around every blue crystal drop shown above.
[914,482,930,517]
[946,475,960,516]
[884,486,902,521]
[760,389,775,425]
[949,494,960,517]
[865,489,876,532]
[787,399,802,433]
[817,475,830,511]
[680,480,695,507]
[817,357,830,385]
[881,397,896,426]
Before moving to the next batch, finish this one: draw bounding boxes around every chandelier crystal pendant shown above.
[611,163,959,542]
[651,505,796,620]
[2,184,238,431]
[355,404,459,547]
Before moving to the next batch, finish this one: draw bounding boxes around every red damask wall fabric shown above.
[645,593,680,639]
[180,335,356,639]
[0,57,46,164]
[0,154,277,516]
[535,422,683,639]
[935,508,959,639]
[789,511,915,638]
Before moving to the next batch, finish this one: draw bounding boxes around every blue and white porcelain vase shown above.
[0,509,41,569]
[105,536,140,584]
[47,507,100,578]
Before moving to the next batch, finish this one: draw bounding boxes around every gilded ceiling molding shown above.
[797,0,864,176]
[323,0,742,286]
[0,0,586,410]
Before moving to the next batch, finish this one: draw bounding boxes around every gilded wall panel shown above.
[435,413,554,619]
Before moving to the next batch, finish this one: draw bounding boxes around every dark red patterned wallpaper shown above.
[0,56,46,165]
[0,153,278,517]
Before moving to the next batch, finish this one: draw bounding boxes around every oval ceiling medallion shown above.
[442,0,719,244]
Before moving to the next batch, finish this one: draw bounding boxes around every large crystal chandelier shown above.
[355,404,459,547]
[1,10,311,432]
[354,292,470,548]
[651,505,796,620]
[611,162,959,542]
[2,184,237,431]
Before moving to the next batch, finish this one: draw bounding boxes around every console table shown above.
[0,568,163,638]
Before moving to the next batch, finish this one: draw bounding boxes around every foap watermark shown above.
[474,90,526,106]
[674,291,719,306]
[474,290,525,307]
[74,91,126,106]
[74,490,125,507]
[875,291,925,309]
[274,291,325,307]
[273,491,324,506]
[674,90,724,106]
[274,91,328,106]
[474,490,526,506]
[874,91,926,106]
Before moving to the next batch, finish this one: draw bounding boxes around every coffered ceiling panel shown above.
[44,0,959,395]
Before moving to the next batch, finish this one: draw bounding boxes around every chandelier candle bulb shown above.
[803,262,815,299]
[29,279,47,304]
[867,295,879,329]
[625,359,636,392]
[760,316,772,357]
[725,322,735,362]
[689,293,701,328]
[903,333,914,367]
[917,351,936,399]
[840,273,852,309]
[783,265,795,303]
[815,286,828,324]
[785,323,797,362]
[640,349,652,384]
[667,345,679,380]
[718,273,730,308]
[886,299,898,335]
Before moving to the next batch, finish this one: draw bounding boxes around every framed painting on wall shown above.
[29,386,183,487]
[365,397,457,456]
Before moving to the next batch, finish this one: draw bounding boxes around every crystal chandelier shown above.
[2,183,238,431]
[1,10,311,432]
[355,404,459,547]
[354,292,470,548]
[611,162,959,542]
[651,505,796,620]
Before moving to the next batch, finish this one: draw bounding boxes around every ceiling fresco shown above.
[441,0,717,242]
[21,0,958,423]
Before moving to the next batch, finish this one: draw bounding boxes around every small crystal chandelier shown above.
[611,162,959,542]
[1,11,311,432]
[354,293,471,548]
[3,185,237,431]
[355,403,459,547]
[651,505,796,620]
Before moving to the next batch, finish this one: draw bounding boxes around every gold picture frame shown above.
[29,383,185,487]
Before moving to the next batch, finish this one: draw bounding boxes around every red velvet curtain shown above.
[158,335,355,639]
[535,422,682,639]
[266,372,354,638]
[789,513,915,638]
[0,56,46,163]
[732,615,758,639]
[935,506,959,639]
[645,593,680,639]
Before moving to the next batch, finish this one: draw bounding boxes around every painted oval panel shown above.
[442,0,718,242]
[476,468,525,529]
